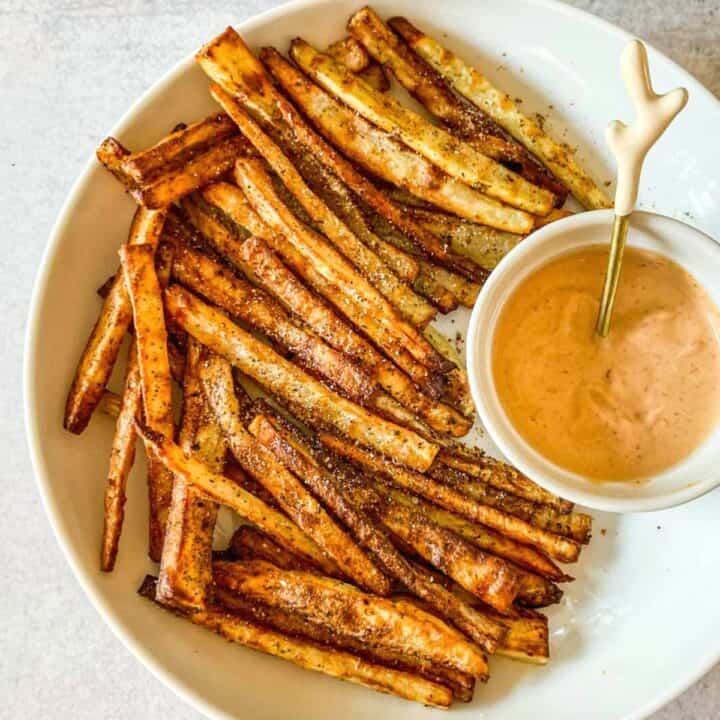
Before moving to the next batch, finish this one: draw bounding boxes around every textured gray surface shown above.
[2,1,718,718]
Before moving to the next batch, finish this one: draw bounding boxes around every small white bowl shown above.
[467,209,720,513]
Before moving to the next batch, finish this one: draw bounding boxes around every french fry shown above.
[120,113,238,184]
[208,85,436,328]
[289,38,555,216]
[416,260,483,309]
[216,584,474,701]
[156,338,227,610]
[164,284,438,471]
[135,421,338,573]
[171,237,375,403]
[430,464,592,544]
[235,237,471,437]
[214,559,489,678]
[100,339,141,572]
[120,242,174,561]
[375,481,568,583]
[265,46,534,234]
[229,525,321,572]
[199,353,390,594]
[196,28,487,279]
[64,207,167,434]
[320,432,580,564]
[347,7,566,202]
[326,36,370,72]
[234,157,449,378]
[390,16,613,210]
[139,575,451,707]
[486,606,549,664]
[249,410,503,651]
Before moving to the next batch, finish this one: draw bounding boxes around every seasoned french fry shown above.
[327,36,371,72]
[289,38,555,216]
[347,7,566,201]
[208,85,436,328]
[139,575,451,707]
[64,207,167,434]
[320,432,580,564]
[265,46,534,234]
[234,157,449,378]
[172,238,375,403]
[135,421,337,572]
[199,353,389,594]
[416,260,483,308]
[390,16,613,210]
[229,525,321,572]
[215,585,474,701]
[100,339,141,572]
[214,559,489,677]
[121,113,237,184]
[165,284,438,471]
[156,338,227,610]
[120,241,174,561]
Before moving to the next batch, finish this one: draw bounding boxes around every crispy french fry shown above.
[214,559,488,678]
[320,431,579,564]
[139,575,451,707]
[208,86,436,329]
[430,464,592,544]
[215,585,474,701]
[485,606,549,664]
[373,481,568,583]
[229,526,321,572]
[172,237,375,403]
[120,241,174,561]
[135,421,337,572]
[121,113,238,184]
[235,157,449,380]
[265,46,533,234]
[199,353,389,594]
[64,207,167,434]
[289,38,555,216]
[390,17,612,210]
[348,7,566,202]
[234,237,470,437]
[327,36,371,72]
[416,260,482,308]
[156,338,227,610]
[100,339,141,572]
[164,284,438,471]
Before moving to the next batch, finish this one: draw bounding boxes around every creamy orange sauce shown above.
[492,245,720,481]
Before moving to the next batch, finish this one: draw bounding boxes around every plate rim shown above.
[22,1,720,718]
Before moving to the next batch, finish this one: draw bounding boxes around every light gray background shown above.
[2,1,718,718]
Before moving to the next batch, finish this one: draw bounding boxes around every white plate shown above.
[24,1,720,719]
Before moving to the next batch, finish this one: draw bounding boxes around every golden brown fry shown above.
[121,113,237,183]
[416,260,482,308]
[289,38,555,216]
[135,421,336,572]
[139,575,452,708]
[64,207,167,434]
[208,85,436,328]
[215,585,474,701]
[165,284,438,471]
[235,236,470,436]
[267,46,534,234]
[359,62,391,92]
[214,559,488,678]
[374,482,568,583]
[172,237,374,403]
[156,339,227,610]
[326,36,371,72]
[120,241,174,560]
[320,431,579,564]
[390,16,612,210]
[199,354,388,594]
[348,7,566,201]
[100,339,141,572]
[229,526,321,572]
[234,157,449,378]
[486,606,549,664]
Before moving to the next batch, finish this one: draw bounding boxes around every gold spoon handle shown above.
[596,40,687,336]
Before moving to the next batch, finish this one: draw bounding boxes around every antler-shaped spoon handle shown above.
[595,40,687,337]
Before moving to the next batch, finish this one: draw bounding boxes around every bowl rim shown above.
[22,1,720,719]
[466,208,720,514]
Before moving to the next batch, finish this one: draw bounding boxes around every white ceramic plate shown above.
[24,1,720,719]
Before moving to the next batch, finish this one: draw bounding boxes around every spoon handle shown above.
[596,40,687,337]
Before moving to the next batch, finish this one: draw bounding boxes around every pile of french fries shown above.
[65,7,608,708]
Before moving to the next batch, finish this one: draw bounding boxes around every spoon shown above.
[595,40,688,337]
